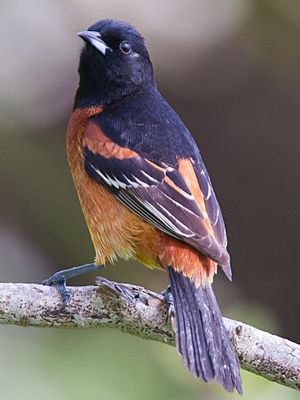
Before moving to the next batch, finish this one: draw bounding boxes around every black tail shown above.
[168,266,242,394]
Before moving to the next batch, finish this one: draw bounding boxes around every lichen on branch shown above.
[0,278,299,391]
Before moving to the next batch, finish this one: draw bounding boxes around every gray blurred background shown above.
[0,0,299,399]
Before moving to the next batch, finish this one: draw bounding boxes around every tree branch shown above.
[0,278,299,391]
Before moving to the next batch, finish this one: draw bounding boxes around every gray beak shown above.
[77,31,111,55]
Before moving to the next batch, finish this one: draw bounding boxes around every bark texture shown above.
[0,278,299,391]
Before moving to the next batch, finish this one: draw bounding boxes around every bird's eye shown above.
[119,41,131,54]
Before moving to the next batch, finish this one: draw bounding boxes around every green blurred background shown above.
[0,0,299,399]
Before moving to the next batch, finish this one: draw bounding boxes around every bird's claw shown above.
[41,271,65,286]
[161,286,175,325]
[41,272,70,307]
[41,264,101,307]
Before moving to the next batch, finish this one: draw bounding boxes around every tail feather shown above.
[170,271,213,379]
[168,266,242,394]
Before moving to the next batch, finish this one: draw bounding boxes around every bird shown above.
[42,19,242,393]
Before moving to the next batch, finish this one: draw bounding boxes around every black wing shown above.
[83,121,230,268]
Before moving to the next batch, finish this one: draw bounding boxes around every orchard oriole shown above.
[42,19,242,393]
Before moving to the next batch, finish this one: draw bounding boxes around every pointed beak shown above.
[77,31,111,55]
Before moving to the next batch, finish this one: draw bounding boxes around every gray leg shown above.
[161,285,175,324]
[41,263,104,305]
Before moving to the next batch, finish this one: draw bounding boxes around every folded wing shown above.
[83,120,230,268]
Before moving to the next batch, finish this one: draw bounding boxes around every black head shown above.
[75,19,155,108]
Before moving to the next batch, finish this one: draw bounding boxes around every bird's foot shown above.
[41,271,71,306]
[41,263,104,306]
[161,285,175,325]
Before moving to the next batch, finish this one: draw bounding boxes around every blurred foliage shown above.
[0,326,299,400]
[0,0,299,398]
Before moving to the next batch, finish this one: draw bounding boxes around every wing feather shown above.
[84,142,229,265]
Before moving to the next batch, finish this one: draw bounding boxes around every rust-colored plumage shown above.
[57,19,242,393]
[178,158,216,238]
[67,107,161,268]
[83,121,138,160]
[67,107,217,284]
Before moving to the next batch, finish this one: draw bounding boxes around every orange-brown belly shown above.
[72,161,216,283]
[66,107,216,283]
[66,108,160,267]
[75,173,162,268]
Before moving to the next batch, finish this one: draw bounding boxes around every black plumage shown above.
[75,19,241,392]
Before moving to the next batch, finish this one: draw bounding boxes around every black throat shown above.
[74,46,155,109]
